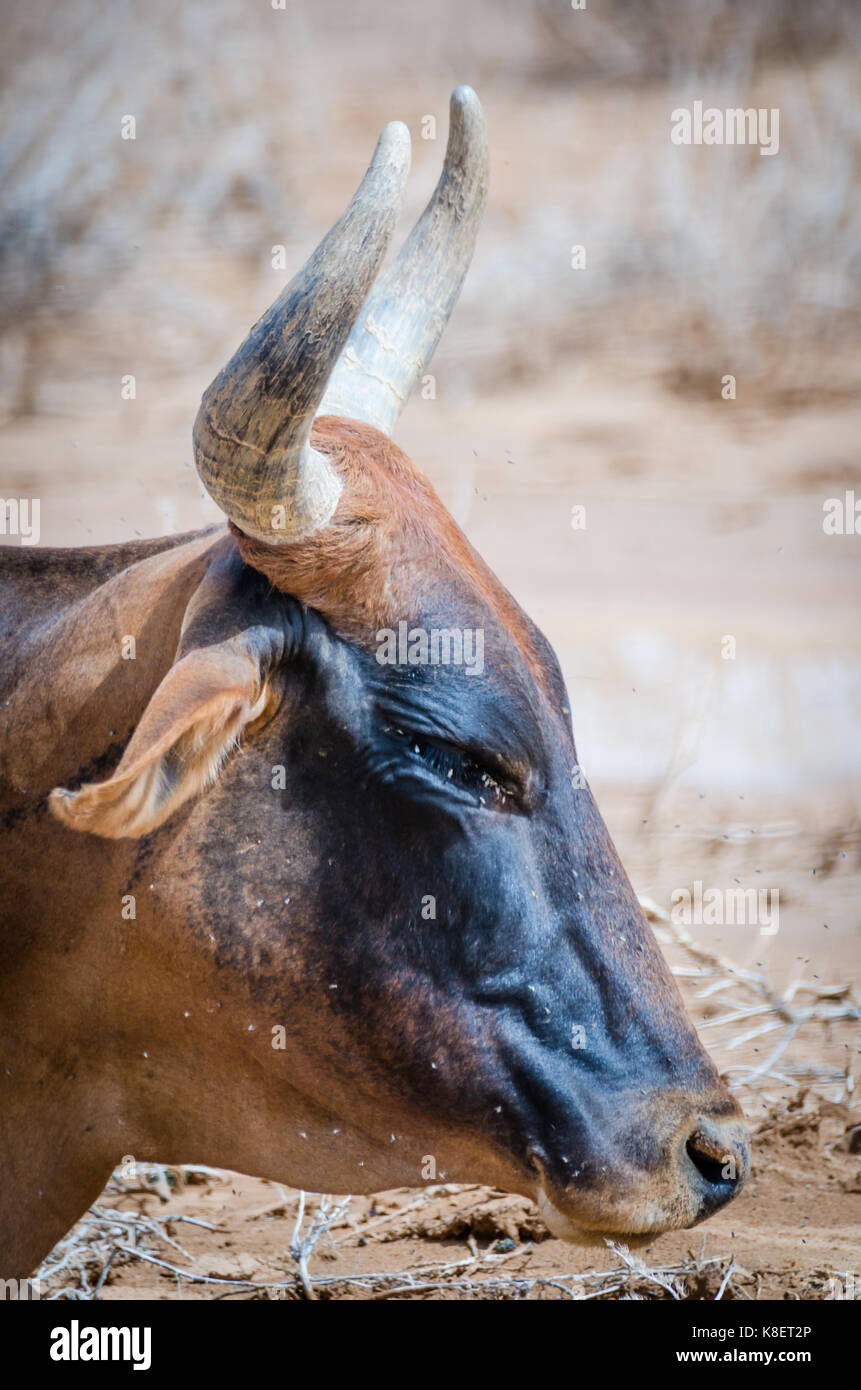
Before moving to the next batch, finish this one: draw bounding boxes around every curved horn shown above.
[319,85,489,436]
[193,121,411,543]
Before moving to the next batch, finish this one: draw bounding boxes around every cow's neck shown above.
[0,531,217,1276]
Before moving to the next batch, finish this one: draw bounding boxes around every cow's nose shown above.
[684,1115,750,1222]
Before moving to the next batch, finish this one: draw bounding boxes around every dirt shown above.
[41,1083,860,1300]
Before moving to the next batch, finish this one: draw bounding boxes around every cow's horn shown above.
[193,120,411,543]
[319,85,489,436]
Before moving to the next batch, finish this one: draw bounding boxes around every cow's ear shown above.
[49,629,283,839]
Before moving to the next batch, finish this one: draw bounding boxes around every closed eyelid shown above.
[381,726,527,810]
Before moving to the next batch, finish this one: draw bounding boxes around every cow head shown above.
[50,89,749,1242]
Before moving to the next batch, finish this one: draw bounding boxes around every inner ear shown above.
[50,632,283,840]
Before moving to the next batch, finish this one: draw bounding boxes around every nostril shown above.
[686,1126,739,1188]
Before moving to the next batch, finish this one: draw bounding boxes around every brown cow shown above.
[0,89,748,1278]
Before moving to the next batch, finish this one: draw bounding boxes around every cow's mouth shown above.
[526,1106,750,1245]
[534,1191,666,1248]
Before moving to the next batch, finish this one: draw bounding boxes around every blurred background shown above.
[1,0,859,986]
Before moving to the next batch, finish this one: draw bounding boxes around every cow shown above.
[0,88,749,1279]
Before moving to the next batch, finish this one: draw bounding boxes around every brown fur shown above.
[1,429,749,1277]
[235,417,547,673]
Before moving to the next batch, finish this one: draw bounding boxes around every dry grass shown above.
[2,0,859,415]
[640,896,860,1111]
[36,1175,756,1302]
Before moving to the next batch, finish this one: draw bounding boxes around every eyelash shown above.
[384,727,513,808]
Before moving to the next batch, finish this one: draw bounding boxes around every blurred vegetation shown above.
[0,0,858,418]
[531,0,859,83]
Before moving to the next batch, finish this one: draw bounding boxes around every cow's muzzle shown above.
[530,1101,751,1244]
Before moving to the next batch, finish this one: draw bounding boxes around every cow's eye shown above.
[384,726,517,808]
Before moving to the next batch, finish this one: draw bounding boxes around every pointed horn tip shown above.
[447,86,488,166]
[451,84,481,110]
[373,119,412,174]
[450,86,485,131]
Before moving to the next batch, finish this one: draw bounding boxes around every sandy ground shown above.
[40,1085,861,1300]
